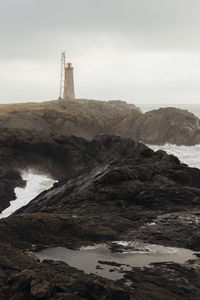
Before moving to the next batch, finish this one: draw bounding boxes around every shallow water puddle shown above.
[35,243,197,280]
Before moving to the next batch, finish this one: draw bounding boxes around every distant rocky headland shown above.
[0,98,199,145]
[0,99,200,299]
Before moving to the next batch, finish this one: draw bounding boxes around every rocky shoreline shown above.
[0,99,200,298]
[0,133,199,298]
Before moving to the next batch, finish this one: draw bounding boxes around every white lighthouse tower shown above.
[59,52,75,100]
[63,62,75,100]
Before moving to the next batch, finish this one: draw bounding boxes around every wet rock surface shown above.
[0,241,200,299]
[119,260,200,300]
[0,169,25,212]
[0,133,200,298]
[0,243,131,300]
[14,135,200,251]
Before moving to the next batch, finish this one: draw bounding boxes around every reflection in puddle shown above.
[35,243,197,280]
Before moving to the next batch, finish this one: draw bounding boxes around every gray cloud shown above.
[1,0,200,104]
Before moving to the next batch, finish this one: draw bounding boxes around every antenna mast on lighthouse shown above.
[59,51,66,98]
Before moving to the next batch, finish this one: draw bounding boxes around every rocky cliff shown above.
[0,98,199,145]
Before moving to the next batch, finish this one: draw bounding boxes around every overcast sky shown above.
[1,0,200,106]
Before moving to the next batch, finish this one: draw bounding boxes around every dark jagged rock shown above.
[0,169,25,212]
[0,243,131,300]
[0,130,153,212]
[1,133,200,299]
[0,241,200,300]
[119,261,200,300]
[0,132,147,212]
[98,261,129,267]
[8,135,200,251]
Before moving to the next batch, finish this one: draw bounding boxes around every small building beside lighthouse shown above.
[63,62,75,100]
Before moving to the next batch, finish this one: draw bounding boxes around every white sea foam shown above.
[148,143,200,169]
[113,241,178,254]
[113,241,129,247]
[80,244,107,250]
[0,172,56,219]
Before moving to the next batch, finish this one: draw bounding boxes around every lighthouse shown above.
[63,62,75,100]
[59,52,75,100]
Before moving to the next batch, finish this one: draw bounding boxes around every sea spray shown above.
[0,172,56,219]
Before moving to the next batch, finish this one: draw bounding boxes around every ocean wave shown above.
[148,143,200,169]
